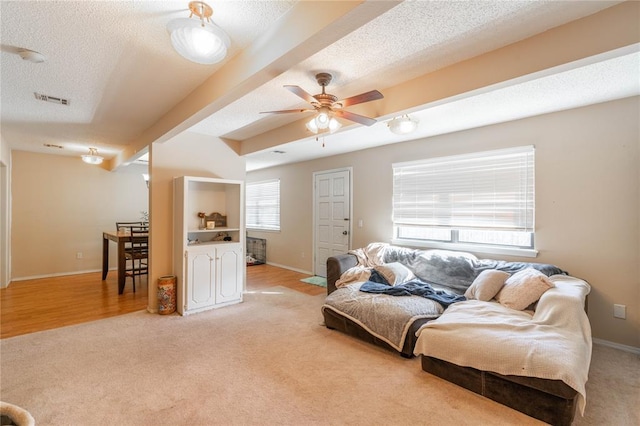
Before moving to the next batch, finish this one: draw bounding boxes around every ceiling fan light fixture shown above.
[328,117,342,133]
[82,148,104,165]
[167,1,230,65]
[306,116,341,134]
[315,108,331,129]
[305,118,319,134]
[388,115,419,135]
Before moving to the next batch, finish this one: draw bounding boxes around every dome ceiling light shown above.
[167,1,230,65]
[17,48,46,63]
[387,115,419,135]
[82,148,104,165]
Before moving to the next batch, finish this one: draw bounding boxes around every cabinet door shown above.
[215,244,243,304]
[186,249,216,311]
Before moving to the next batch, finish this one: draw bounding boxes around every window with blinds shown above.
[246,179,280,231]
[392,146,535,250]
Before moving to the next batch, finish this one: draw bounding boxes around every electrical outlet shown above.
[76,252,83,259]
[301,252,305,258]
[613,304,626,319]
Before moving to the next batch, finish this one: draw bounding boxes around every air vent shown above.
[34,92,70,105]
[44,143,64,149]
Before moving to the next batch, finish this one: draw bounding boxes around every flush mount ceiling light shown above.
[82,148,104,165]
[387,115,419,135]
[17,48,46,63]
[167,1,230,65]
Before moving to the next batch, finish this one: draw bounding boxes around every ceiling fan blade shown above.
[284,85,317,104]
[334,110,377,126]
[335,90,383,108]
[260,108,315,114]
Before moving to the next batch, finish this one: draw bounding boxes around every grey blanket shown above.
[383,247,567,294]
[322,283,443,351]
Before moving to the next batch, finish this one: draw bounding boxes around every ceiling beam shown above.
[112,0,400,170]
[238,0,640,155]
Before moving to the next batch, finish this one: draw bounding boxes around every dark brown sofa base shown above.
[421,356,579,426]
[322,307,431,358]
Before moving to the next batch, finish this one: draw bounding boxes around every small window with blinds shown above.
[392,146,535,252]
[246,179,280,231]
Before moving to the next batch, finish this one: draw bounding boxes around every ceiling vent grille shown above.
[34,92,70,105]
[44,143,64,149]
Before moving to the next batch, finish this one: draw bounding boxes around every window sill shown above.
[247,228,280,233]
[390,239,538,258]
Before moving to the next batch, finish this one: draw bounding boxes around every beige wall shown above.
[148,131,245,312]
[248,96,640,349]
[10,151,148,279]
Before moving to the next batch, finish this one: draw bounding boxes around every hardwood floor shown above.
[0,264,325,339]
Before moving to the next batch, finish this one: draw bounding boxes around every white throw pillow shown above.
[464,270,510,301]
[374,262,416,286]
[494,268,554,310]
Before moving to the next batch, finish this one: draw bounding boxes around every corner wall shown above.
[0,136,11,287]
[148,131,246,312]
[247,96,640,349]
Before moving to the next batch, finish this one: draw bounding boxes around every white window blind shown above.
[393,146,534,235]
[246,179,280,231]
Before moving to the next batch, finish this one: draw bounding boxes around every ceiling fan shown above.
[261,72,383,133]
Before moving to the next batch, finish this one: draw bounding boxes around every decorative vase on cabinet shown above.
[173,176,245,315]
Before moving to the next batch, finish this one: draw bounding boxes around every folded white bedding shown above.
[413,275,592,415]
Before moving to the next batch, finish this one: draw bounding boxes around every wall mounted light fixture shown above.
[81,148,104,165]
[167,1,230,65]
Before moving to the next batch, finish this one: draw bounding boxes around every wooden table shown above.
[102,230,148,294]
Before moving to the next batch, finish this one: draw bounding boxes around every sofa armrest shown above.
[326,254,358,294]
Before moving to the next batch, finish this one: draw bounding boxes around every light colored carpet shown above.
[1,287,638,425]
[300,276,327,287]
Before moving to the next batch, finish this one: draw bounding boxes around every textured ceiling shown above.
[0,0,636,171]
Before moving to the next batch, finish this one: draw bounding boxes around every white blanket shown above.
[334,242,389,288]
[413,275,592,415]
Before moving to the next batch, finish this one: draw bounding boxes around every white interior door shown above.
[314,168,351,277]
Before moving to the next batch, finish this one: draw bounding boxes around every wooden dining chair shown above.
[115,222,143,279]
[125,225,148,292]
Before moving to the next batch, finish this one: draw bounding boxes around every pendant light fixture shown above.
[387,115,419,135]
[81,148,104,165]
[167,1,230,65]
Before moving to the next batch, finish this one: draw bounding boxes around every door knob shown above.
[342,231,348,235]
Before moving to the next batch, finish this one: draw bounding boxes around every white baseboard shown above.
[264,261,313,276]
[10,268,116,283]
[593,338,640,355]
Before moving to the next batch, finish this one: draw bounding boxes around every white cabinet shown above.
[174,176,245,315]
[183,243,243,313]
